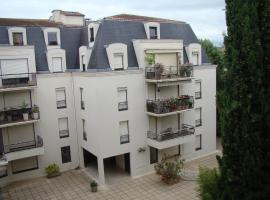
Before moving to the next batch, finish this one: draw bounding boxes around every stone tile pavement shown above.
[2,152,220,200]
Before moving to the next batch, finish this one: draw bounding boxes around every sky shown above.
[0,0,226,46]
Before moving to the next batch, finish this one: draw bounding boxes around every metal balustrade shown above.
[0,73,37,89]
[120,134,129,144]
[4,135,43,153]
[118,101,128,111]
[145,65,193,80]
[147,124,195,142]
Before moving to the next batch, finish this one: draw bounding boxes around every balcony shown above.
[0,106,40,128]
[146,95,194,117]
[0,73,37,92]
[59,129,69,138]
[145,64,193,83]
[4,135,44,161]
[0,155,8,178]
[147,124,195,149]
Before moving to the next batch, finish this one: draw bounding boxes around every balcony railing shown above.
[145,65,193,80]
[4,135,43,153]
[146,95,194,114]
[147,124,195,142]
[0,106,40,126]
[56,100,67,109]
[0,73,37,89]
[120,134,129,144]
[118,101,128,111]
[59,130,69,138]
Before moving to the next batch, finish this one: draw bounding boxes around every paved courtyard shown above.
[1,151,220,200]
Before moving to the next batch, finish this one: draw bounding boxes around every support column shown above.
[97,157,105,184]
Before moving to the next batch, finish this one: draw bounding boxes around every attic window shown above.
[12,32,24,46]
[90,28,94,42]
[149,27,158,39]
[48,32,58,45]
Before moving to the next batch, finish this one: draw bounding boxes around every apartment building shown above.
[0,10,216,186]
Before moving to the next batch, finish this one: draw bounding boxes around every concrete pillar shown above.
[97,157,105,184]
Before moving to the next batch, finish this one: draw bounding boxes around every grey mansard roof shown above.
[0,15,209,72]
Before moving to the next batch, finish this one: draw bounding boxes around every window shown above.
[52,57,62,72]
[82,119,87,141]
[90,28,94,42]
[114,53,124,70]
[119,121,129,144]
[81,55,86,72]
[58,117,69,138]
[80,88,85,110]
[195,107,202,127]
[149,27,158,39]
[117,87,128,111]
[195,80,202,99]
[56,88,67,109]
[61,146,71,163]
[150,147,158,164]
[12,32,24,46]
[48,32,58,45]
[192,51,199,66]
[195,135,202,151]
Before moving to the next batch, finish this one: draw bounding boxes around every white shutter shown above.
[114,54,123,69]
[52,57,62,72]
[0,59,28,78]
[56,89,65,101]
[118,89,127,102]
[119,121,128,136]
[58,118,68,131]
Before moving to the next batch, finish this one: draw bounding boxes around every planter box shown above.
[162,177,181,185]
[91,186,98,192]
[47,172,61,178]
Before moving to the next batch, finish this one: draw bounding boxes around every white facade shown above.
[0,13,217,187]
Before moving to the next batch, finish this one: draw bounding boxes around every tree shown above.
[217,0,268,199]
[200,39,225,137]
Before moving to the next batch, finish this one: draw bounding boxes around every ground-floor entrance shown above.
[82,148,131,184]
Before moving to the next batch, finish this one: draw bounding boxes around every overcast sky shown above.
[0,0,226,46]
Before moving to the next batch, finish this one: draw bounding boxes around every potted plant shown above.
[154,63,164,79]
[32,105,39,120]
[145,54,155,66]
[45,163,60,178]
[154,154,184,185]
[90,180,98,192]
[21,101,29,121]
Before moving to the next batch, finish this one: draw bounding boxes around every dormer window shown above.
[90,28,94,42]
[48,32,58,45]
[114,53,124,70]
[8,27,27,46]
[12,32,24,46]
[149,27,158,39]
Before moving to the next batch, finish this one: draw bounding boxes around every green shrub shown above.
[198,167,219,200]
[154,154,184,185]
[45,163,60,176]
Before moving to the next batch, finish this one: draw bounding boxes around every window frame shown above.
[58,117,69,139]
[117,87,128,111]
[47,32,58,46]
[195,80,202,99]
[113,53,124,70]
[195,134,202,151]
[149,26,158,39]
[90,27,94,42]
[8,27,27,46]
[150,147,158,164]
[80,88,85,110]
[195,107,202,127]
[119,120,130,144]
[82,119,87,141]
[55,87,67,109]
[61,146,71,164]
